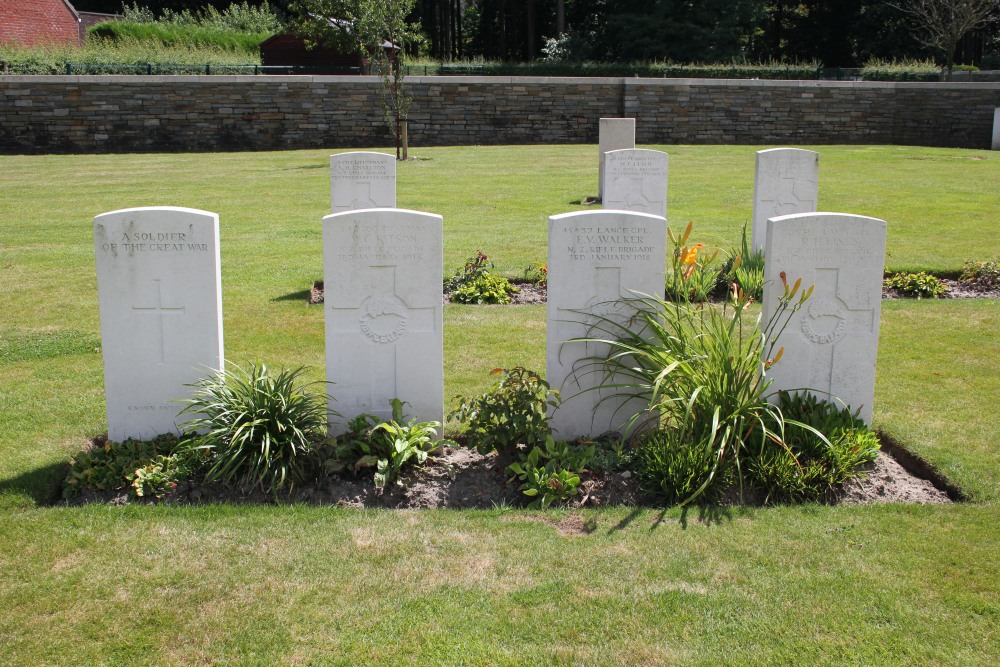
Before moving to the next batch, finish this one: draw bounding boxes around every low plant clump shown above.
[575,222,879,506]
[445,250,520,304]
[959,257,1000,291]
[884,271,949,298]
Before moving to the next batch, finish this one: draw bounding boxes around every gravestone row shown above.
[92,147,882,443]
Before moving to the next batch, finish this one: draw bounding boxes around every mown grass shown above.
[0,145,997,663]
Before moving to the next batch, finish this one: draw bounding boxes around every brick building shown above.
[0,0,81,47]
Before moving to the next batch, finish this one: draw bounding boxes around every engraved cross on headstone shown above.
[132,278,185,365]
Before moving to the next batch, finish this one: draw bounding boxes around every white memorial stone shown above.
[547,210,667,440]
[603,148,668,218]
[93,207,224,442]
[992,108,1000,151]
[598,118,636,200]
[323,208,443,432]
[751,148,819,253]
[330,151,396,213]
[762,212,886,424]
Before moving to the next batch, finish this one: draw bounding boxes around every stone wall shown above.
[1,75,998,154]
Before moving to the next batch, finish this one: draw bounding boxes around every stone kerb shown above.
[762,212,886,425]
[598,118,635,200]
[547,209,667,441]
[751,148,819,253]
[330,151,396,213]
[93,206,224,441]
[602,148,668,218]
[323,208,443,434]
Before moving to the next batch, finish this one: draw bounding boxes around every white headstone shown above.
[762,212,886,424]
[603,148,668,218]
[751,148,819,253]
[547,210,667,440]
[992,108,1000,151]
[330,151,396,213]
[93,207,224,441]
[598,118,636,200]
[323,208,443,432]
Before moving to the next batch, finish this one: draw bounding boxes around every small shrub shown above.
[450,272,519,304]
[747,392,880,504]
[329,399,449,491]
[884,272,948,298]
[523,261,548,285]
[587,433,635,473]
[507,437,595,508]
[177,362,329,493]
[861,58,940,81]
[63,434,182,499]
[450,367,559,470]
[132,453,194,499]
[445,250,519,304]
[959,257,1000,290]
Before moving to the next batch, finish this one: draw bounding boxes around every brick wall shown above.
[0,75,998,154]
[0,0,81,47]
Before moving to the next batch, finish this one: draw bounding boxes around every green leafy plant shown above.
[132,453,194,499]
[665,225,722,302]
[573,222,813,505]
[635,423,732,505]
[450,272,520,304]
[586,433,635,473]
[507,437,595,508]
[747,392,880,504]
[330,399,449,491]
[176,362,329,494]
[959,257,1000,290]
[450,367,559,470]
[523,261,548,285]
[445,250,519,304]
[884,271,949,298]
[723,223,765,302]
[62,434,182,499]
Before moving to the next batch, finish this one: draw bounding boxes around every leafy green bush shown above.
[523,261,548,285]
[88,21,268,54]
[132,453,195,499]
[747,392,880,504]
[861,58,940,81]
[405,60,821,80]
[451,272,520,304]
[63,434,184,499]
[507,437,595,508]
[329,399,448,491]
[177,362,329,493]
[450,367,559,469]
[884,272,948,298]
[575,223,814,505]
[445,250,519,304]
[959,257,1000,290]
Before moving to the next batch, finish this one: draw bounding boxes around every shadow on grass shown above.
[272,289,312,302]
[0,460,68,507]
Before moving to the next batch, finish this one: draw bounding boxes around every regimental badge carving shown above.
[800,297,847,345]
[359,295,410,343]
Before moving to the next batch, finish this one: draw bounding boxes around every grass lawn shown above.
[1,145,998,665]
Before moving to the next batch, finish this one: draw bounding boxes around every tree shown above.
[889,0,999,78]
[289,0,418,159]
